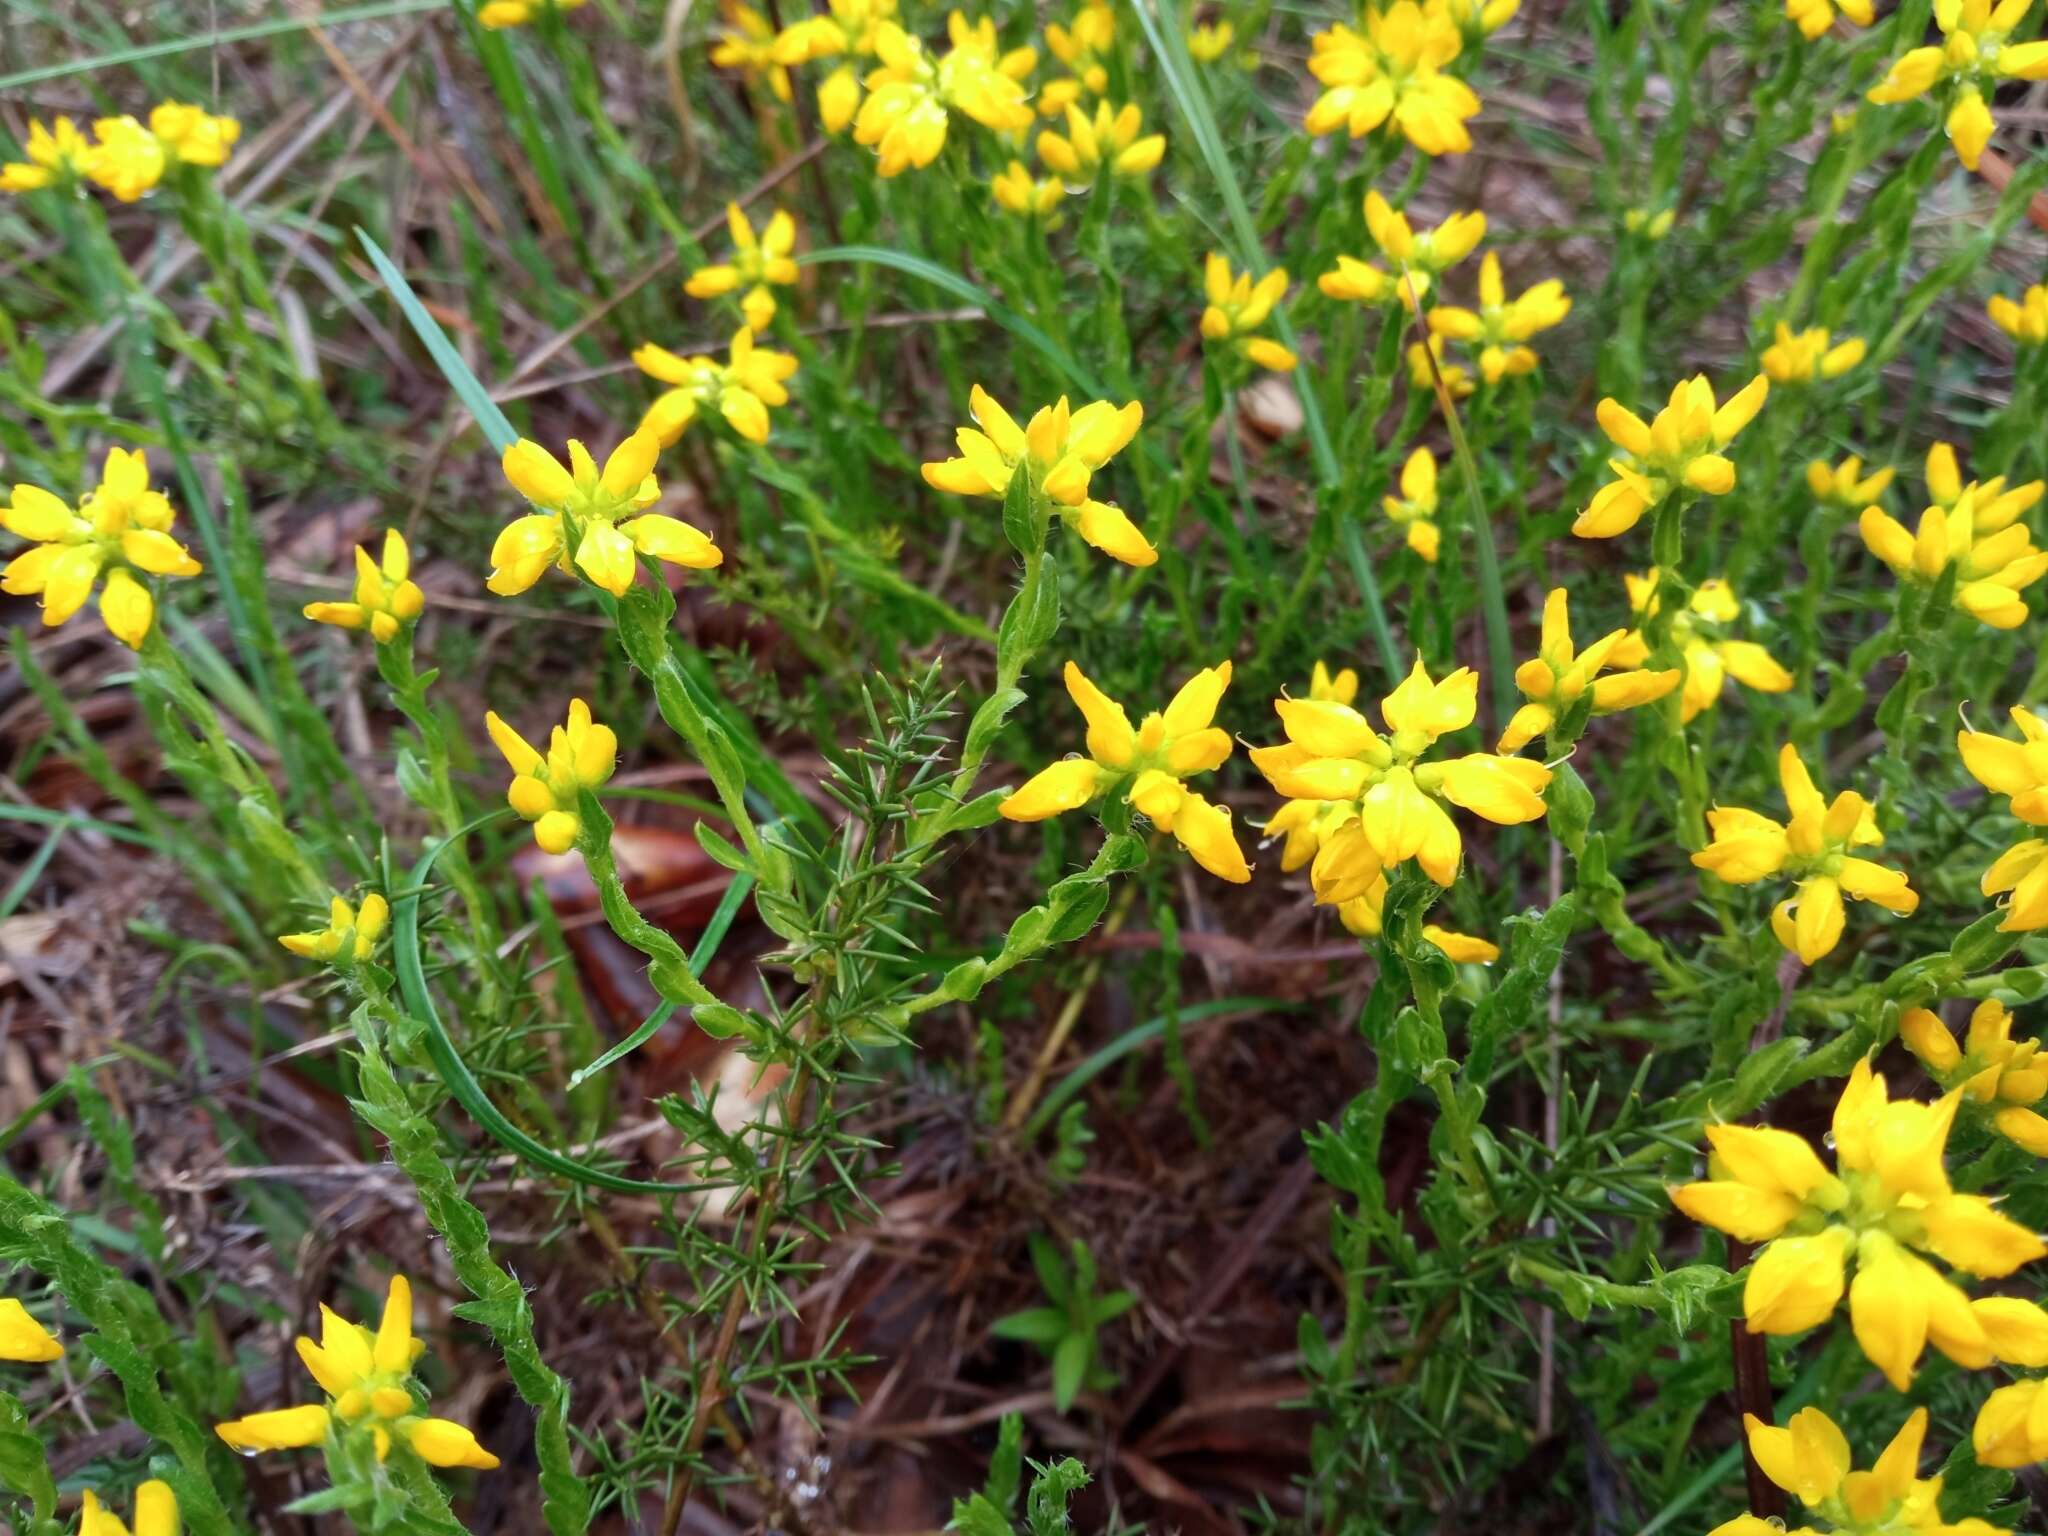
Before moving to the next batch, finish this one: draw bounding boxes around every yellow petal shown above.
[0,1299,60,1362]
[215,1404,332,1453]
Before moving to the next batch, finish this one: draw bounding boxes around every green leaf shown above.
[988,1308,1070,1345]
[1049,1332,1091,1413]
[355,228,517,452]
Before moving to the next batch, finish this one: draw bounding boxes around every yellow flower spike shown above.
[1,449,202,650]
[685,204,801,331]
[1496,588,1677,751]
[1304,0,1481,156]
[1990,283,2048,346]
[992,159,1064,218]
[1380,446,1442,561]
[278,893,391,965]
[1786,0,1873,38]
[1038,100,1166,183]
[1760,322,1867,384]
[486,700,617,856]
[1362,190,1486,276]
[1573,373,1768,538]
[303,531,426,644]
[1187,18,1235,60]
[1426,252,1571,384]
[1,117,91,194]
[1001,662,1249,883]
[1867,0,2048,168]
[1673,1058,2048,1387]
[1250,655,1548,895]
[1806,454,1894,510]
[1692,743,1914,963]
[218,1274,499,1472]
[710,0,795,101]
[0,1298,62,1363]
[853,14,1034,176]
[1603,572,1790,722]
[1199,253,1297,372]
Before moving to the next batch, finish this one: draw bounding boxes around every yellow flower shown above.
[1761,323,1867,384]
[1975,1379,2048,1467]
[1867,0,2048,169]
[303,531,425,643]
[1304,0,1480,156]
[710,0,794,101]
[1309,660,1359,705]
[1318,255,1429,310]
[992,159,1064,217]
[1,117,90,194]
[217,1274,500,1471]
[921,385,1150,563]
[1000,661,1250,883]
[1623,206,1675,240]
[493,432,722,598]
[685,204,800,331]
[853,13,1035,176]
[1381,446,1442,562]
[80,103,240,202]
[1187,18,1235,60]
[148,101,240,167]
[1407,336,1473,401]
[1955,705,2048,933]
[1735,1406,1967,1536]
[0,1299,62,1362]
[1250,655,1551,895]
[774,0,899,129]
[1572,373,1769,538]
[1363,190,1486,277]
[1901,999,2048,1154]
[1786,0,1872,39]
[1605,573,1792,722]
[1,448,203,649]
[1990,283,2048,346]
[1040,2,1116,114]
[635,327,798,449]
[1427,251,1571,384]
[478,0,586,27]
[279,894,391,964]
[1038,101,1165,183]
[79,1483,177,1536]
[1672,1059,2048,1386]
[1332,866,1498,960]
[486,699,617,856]
[1497,588,1678,752]
[1691,744,1916,963]
[1199,253,1297,371]
[1806,455,1895,510]
[1859,443,2048,630]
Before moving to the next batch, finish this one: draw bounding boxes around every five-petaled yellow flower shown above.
[1867,0,2048,170]
[773,0,900,132]
[487,699,618,856]
[216,1274,500,1471]
[1200,253,1297,372]
[304,531,425,643]
[635,327,799,447]
[1,117,90,193]
[1807,455,1895,511]
[1573,372,1769,538]
[1989,283,2048,346]
[279,893,391,964]
[1607,573,1792,721]
[0,1299,62,1362]
[854,13,1035,176]
[1,448,203,650]
[1498,588,1678,752]
[1672,1059,2048,1389]
[1901,999,2048,1156]
[1426,252,1571,384]
[1691,743,1916,963]
[1957,703,2048,932]
[1000,661,1250,883]
[1706,1407,1985,1536]
[921,385,1152,564]
[1250,656,1552,898]
[79,1483,177,1536]
[1305,0,1480,156]
[686,204,801,332]
[1760,323,1867,385]
[992,160,1064,218]
[493,432,722,597]
[1038,101,1165,183]
[1858,442,2048,630]
[1381,447,1442,561]
[478,0,585,27]
[1785,0,1872,39]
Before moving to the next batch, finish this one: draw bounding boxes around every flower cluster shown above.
[1425,252,1571,384]
[1199,254,1298,373]
[3,102,239,201]
[1609,573,1793,722]
[279,894,391,965]
[1867,0,2048,170]
[1692,744,1916,963]
[1957,703,2048,931]
[1381,447,1442,561]
[1304,0,1487,156]
[1038,100,1165,185]
[1989,283,2048,347]
[1760,323,1866,386]
[493,433,723,597]
[772,0,898,129]
[1859,442,2048,630]
[1573,373,1770,538]
[1001,662,1250,883]
[1708,1407,1994,1536]
[633,327,799,447]
[1900,999,2048,1155]
[1498,588,1677,751]
[487,699,619,856]
[303,531,425,644]
[852,14,1035,176]
[2,449,203,650]
[685,203,801,331]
